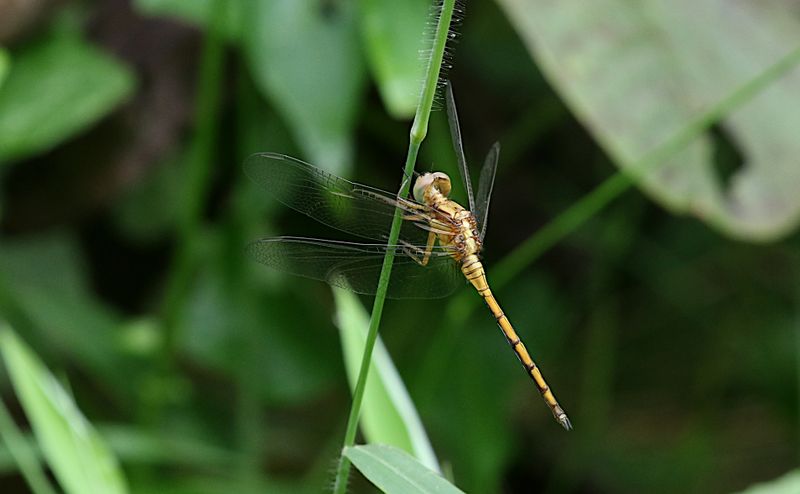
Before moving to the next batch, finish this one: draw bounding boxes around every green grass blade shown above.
[0,326,128,494]
[735,469,800,494]
[334,289,439,472]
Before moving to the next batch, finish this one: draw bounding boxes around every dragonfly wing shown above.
[445,83,476,213]
[244,153,432,245]
[246,237,464,299]
[475,142,500,241]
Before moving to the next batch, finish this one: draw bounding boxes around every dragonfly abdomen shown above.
[461,256,572,430]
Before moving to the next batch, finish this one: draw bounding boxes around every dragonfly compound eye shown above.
[431,172,451,197]
[413,173,434,202]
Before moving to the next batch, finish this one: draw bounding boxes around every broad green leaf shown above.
[133,0,242,40]
[0,31,135,164]
[357,0,428,118]
[242,0,366,174]
[497,0,800,241]
[344,444,464,494]
[334,288,439,472]
[736,470,800,494]
[0,48,9,89]
[0,328,128,494]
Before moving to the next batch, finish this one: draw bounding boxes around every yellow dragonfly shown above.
[245,87,571,430]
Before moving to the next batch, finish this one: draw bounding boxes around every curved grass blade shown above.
[735,469,800,494]
[344,444,464,494]
[335,289,439,472]
[0,327,128,494]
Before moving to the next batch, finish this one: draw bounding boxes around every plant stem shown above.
[140,3,225,479]
[160,0,226,359]
[332,1,457,492]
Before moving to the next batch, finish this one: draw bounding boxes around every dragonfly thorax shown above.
[413,172,451,204]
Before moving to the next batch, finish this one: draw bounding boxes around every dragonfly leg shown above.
[396,196,427,211]
[400,170,413,191]
[399,231,437,267]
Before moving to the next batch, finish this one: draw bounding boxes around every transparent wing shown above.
[475,142,500,241]
[445,83,476,213]
[247,237,464,299]
[244,153,433,245]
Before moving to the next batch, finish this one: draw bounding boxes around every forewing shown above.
[445,84,476,212]
[475,142,500,241]
[244,153,431,245]
[246,237,464,299]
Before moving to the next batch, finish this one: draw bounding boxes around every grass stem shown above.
[332,1,457,492]
[159,0,226,361]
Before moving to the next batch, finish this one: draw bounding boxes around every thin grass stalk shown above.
[332,1,458,492]
[414,43,800,405]
[492,43,800,290]
[159,0,227,353]
[137,4,226,483]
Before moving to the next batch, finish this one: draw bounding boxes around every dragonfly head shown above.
[413,172,451,203]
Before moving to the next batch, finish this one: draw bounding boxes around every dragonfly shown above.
[245,86,571,430]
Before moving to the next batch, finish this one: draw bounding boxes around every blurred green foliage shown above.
[1,327,128,494]
[0,1,799,493]
[0,30,134,164]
